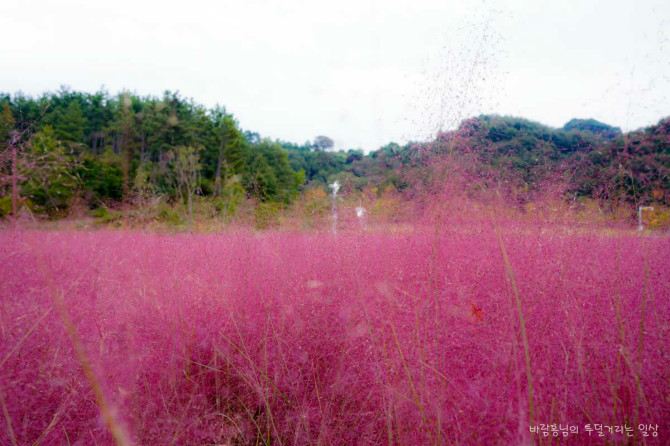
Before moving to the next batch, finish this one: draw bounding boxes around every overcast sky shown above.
[2,0,669,151]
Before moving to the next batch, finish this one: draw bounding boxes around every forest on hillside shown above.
[0,88,668,222]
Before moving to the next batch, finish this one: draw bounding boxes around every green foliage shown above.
[21,126,78,215]
[90,205,110,219]
[415,115,616,195]
[301,187,330,221]
[1,90,321,218]
[133,161,154,196]
[78,150,123,202]
[53,100,86,142]
[245,140,298,203]
[294,168,306,191]
[569,118,670,205]
[204,109,247,196]
[157,203,185,226]
[254,201,282,229]
[0,90,319,221]
[216,174,246,217]
[0,195,11,218]
[283,141,350,185]
[0,101,15,141]
[90,205,125,225]
[246,151,278,201]
[563,118,622,138]
[168,145,202,217]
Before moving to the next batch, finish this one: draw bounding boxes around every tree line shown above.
[0,89,376,218]
[0,87,668,220]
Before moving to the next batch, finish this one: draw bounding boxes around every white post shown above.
[356,205,366,230]
[329,181,340,234]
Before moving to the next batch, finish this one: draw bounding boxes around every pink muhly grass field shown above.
[0,226,668,445]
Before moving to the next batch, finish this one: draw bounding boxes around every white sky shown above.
[2,0,669,151]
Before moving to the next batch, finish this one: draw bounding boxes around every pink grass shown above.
[1,226,668,444]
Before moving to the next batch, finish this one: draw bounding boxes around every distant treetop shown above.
[563,118,622,138]
[313,135,334,152]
